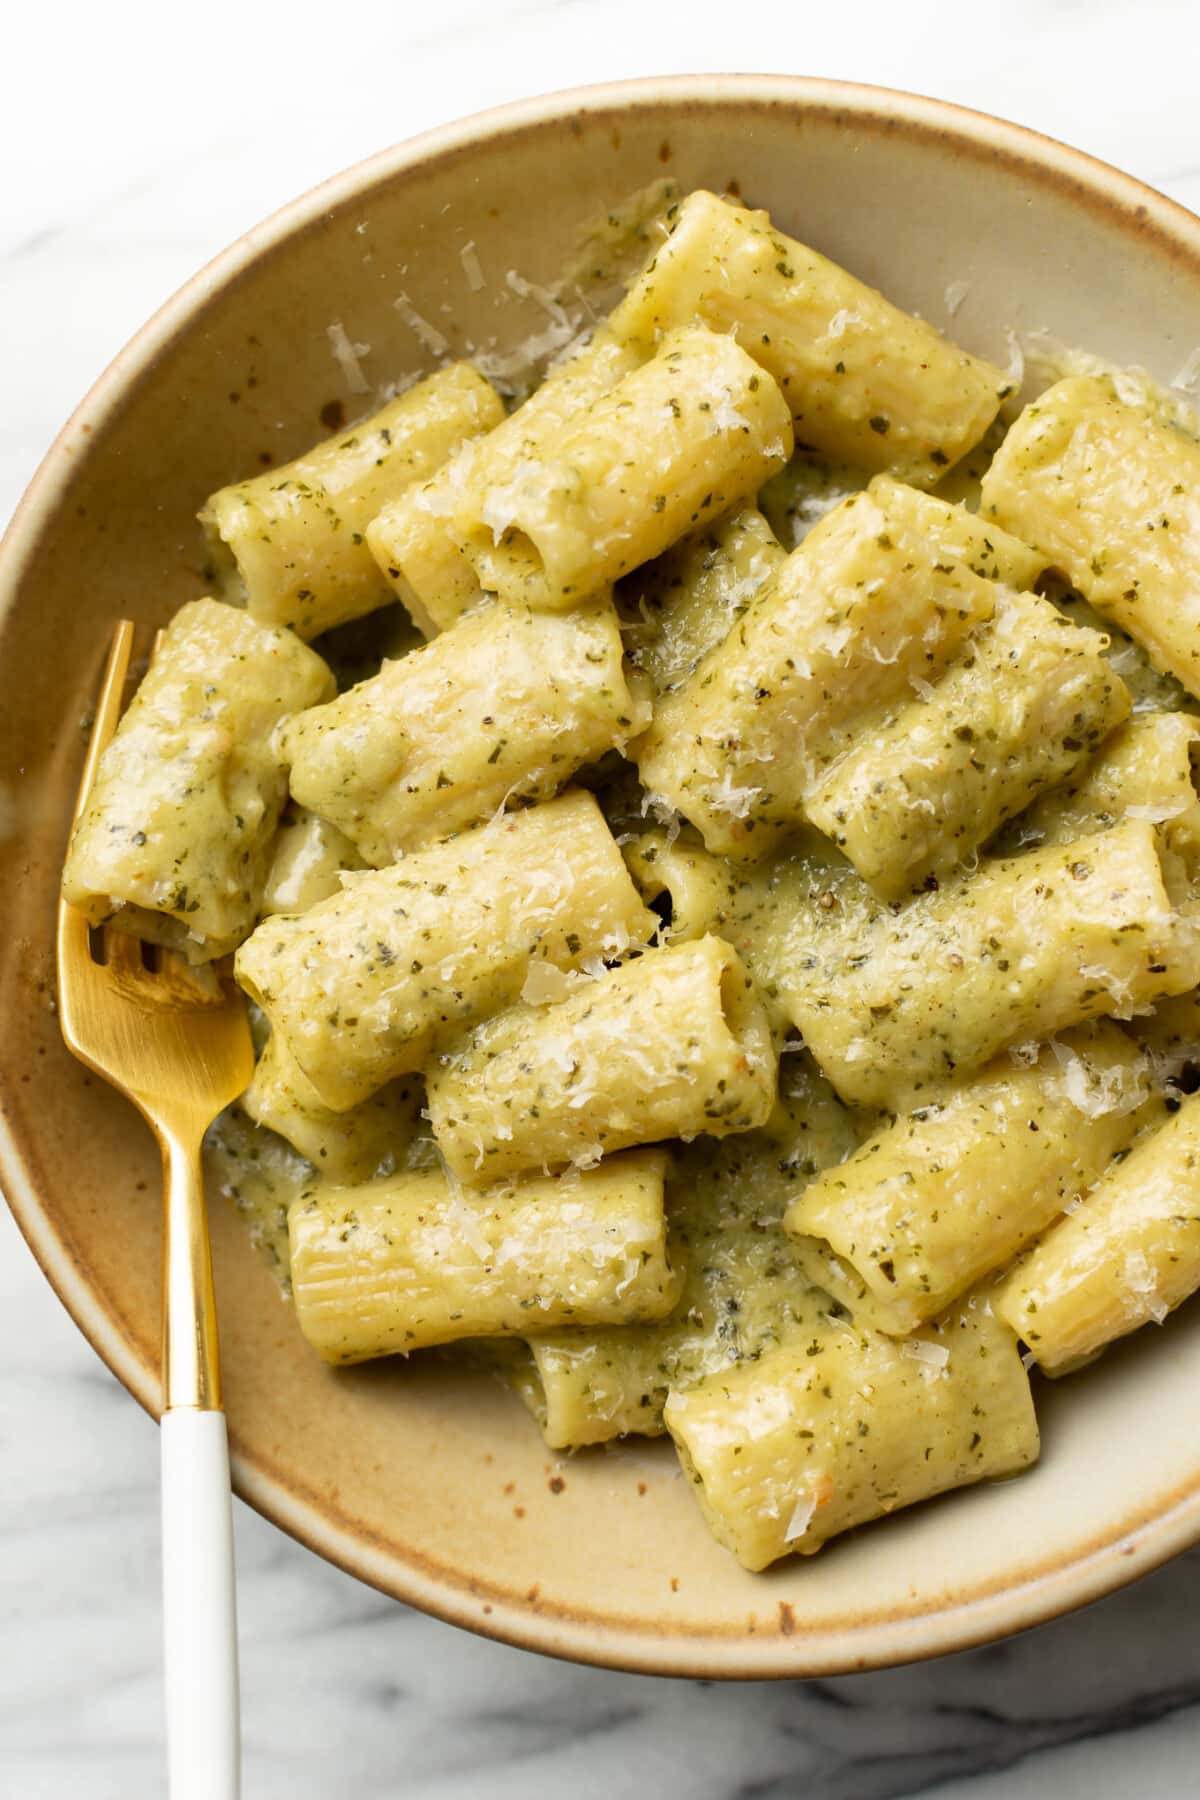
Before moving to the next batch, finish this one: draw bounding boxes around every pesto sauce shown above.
[1049,580,1200,717]
[515,1056,866,1442]
[203,1106,312,1292]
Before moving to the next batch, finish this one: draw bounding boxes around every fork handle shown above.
[162,1409,241,1799]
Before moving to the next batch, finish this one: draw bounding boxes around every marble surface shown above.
[4,3,1200,1794]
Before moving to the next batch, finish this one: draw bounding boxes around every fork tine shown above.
[160,950,225,1004]
[69,619,135,824]
[58,622,138,989]
[102,928,145,976]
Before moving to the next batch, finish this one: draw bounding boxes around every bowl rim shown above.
[4,70,1200,1678]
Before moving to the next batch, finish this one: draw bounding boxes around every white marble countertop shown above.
[3,3,1200,1794]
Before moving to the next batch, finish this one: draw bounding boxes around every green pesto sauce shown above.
[508,1055,866,1442]
[1049,580,1200,717]
[203,1106,312,1292]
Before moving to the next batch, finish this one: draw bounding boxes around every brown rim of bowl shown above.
[4,73,1200,1678]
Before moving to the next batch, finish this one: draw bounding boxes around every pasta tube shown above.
[788,821,1200,1108]
[366,333,642,634]
[200,362,503,638]
[980,375,1200,698]
[806,590,1131,897]
[520,1056,861,1448]
[664,1294,1039,1569]
[786,1024,1158,1335]
[617,504,785,695]
[636,478,1042,858]
[288,1149,679,1361]
[468,327,793,608]
[260,809,364,915]
[426,936,777,1185]
[282,600,649,864]
[1018,712,1200,865]
[622,829,741,944]
[63,598,333,961]
[995,1092,1200,1374]
[241,1032,432,1185]
[236,790,655,1109]
[625,826,893,1045]
[609,189,1009,484]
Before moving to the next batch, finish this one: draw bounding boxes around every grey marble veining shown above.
[4,4,1200,1794]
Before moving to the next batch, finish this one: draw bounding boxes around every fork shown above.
[57,619,251,1800]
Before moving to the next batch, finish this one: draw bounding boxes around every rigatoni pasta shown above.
[1017,711,1200,862]
[635,478,1041,858]
[426,936,777,1184]
[995,1092,1200,1373]
[804,590,1131,897]
[518,1056,860,1448]
[241,1032,430,1185]
[288,1150,679,1360]
[617,504,785,695]
[609,189,1008,483]
[785,1024,1159,1335]
[787,821,1200,1108]
[63,598,333,961]
[282,599,649,864]
[201,362,503,638]
[366,331,642,634]
[981,374,1200,698]
[236,791,656,1110]
[468,327,793,608]
[260,809,364,915]
[663,1294,1039,1569]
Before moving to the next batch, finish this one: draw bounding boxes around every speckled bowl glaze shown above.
[3,76,1200,1677]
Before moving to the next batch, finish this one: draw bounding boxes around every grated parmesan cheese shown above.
[519,962,577,1007]
[1048,1037,1151,1117]
[943,279,970,318]
[1122,1250,1169,1323]
[326,320,370,394]
[393,293,450,358]
[1002,328,1025,393]
[706,769,763,820]
[784,1492,816,1543]
[459,240,485,292]
[1171,346,1200,394]
[505,268,572,331]
[1124,801,1188,822]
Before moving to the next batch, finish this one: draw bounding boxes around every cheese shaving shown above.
[519,962,577,1007]
[459,241,485,292]
[943,279,970,318]
[1124,801,1188,822]
[1170,346,1200,394]
[393,293,450,358]
[784,1492,816,1543]
[505,268,572,331]
[326,321,370,394]
[1048,1038,1151,1117]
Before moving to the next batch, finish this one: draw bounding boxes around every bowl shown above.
[4,74,1200,1678]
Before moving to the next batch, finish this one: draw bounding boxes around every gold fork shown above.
[57,619,250,1800]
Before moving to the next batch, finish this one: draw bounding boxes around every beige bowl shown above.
[4,75,1200,1677]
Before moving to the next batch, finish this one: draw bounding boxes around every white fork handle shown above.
[161,1409,241,1799]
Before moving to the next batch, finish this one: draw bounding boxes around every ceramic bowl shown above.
[4,75,1200,1677]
